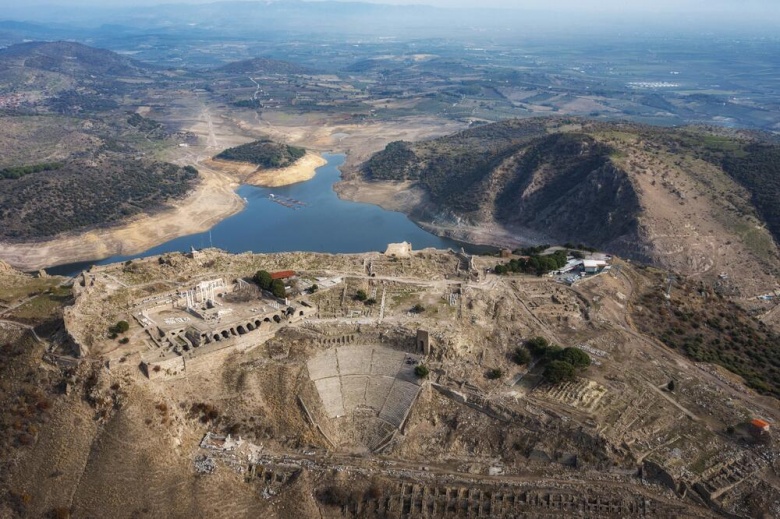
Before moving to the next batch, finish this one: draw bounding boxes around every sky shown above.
[4,0,777,29]
[7,0,777,11]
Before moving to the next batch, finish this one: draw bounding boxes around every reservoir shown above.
[49,153,472,277]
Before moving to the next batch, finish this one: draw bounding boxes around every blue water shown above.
[48,153,474,277]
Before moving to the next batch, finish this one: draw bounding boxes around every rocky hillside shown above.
[362,118,780,295]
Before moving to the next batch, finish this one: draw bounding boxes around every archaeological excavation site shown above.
[1,245,778,518]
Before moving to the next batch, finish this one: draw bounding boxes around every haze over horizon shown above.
[4,0,778,18]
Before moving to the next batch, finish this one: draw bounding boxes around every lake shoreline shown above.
[0,152,333,273]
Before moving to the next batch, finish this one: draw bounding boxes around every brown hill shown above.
[361,119,780,296]
[0,41,148,79]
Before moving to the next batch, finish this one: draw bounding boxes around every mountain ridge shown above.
[361,118,780,296]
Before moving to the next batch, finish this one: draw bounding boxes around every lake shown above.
[48,153,476,277]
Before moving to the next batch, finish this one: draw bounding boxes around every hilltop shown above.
[0,249,778,518]
[215,57,313,76]
[360,118,780,298]
[214,139,306,169]
[0,41,148,81]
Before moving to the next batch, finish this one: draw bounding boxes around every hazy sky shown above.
[9,0,777,11]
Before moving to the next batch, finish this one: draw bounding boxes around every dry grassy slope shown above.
[594,131,780,296]
[6,364,278,518]
[0,116,99,168]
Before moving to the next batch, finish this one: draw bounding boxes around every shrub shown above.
[414,365,429,378]
[486,368,503,380]
[411,303,425,314]
[365,298,377,306]
[109,320,129,334]
[308,283,318,294]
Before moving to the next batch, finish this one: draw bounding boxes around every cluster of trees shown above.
[520,336,591,384]
[48,91,119,114]
[361,119,549,214]
[719,143,780,246]
[494,250,567,276]
[635,280,780,398]
[108,320,129,339]
[231,99,262,109]
[354,289,376,306]
[0,156,199,239]
[253,270,286,299]
[215,139,305,168]
[126,113,167,138]
[362,141,418,181]
[0,162,63,180]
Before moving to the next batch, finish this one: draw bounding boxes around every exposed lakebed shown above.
[49,153,474,276]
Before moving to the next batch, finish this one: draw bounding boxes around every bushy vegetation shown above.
[361,121,639,250]
[231,99,262,109]
[126,113,166,138]
[254,270,286,298]
[512,347,531,365]
[543,360,576,384]
[361,119,549,213]
[486,368,504,380]
[494,250,567,276]
[719,144,780,246]
[253,270,273,290]
[0,162,63,180]
[48,91,119,114]
[414,365,429,378]
[633,277,780,397]
[271,279,286,299]
[0,155,198,240]
[215,139,305,168]
[363,141,418,180]
[108,320,129,335]
[524,336,591,384]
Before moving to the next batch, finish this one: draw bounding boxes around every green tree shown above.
[254,270,273,290]
[513,347,531,365]
[411,303,425,313]
[543,344,563,361]
[271,279,286,299]
[109,320,130,335]
[559,347,591,368]
[355,289,367,301]
[308,283,318,294]
[543,361,576,384]
[526,336,550,356]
